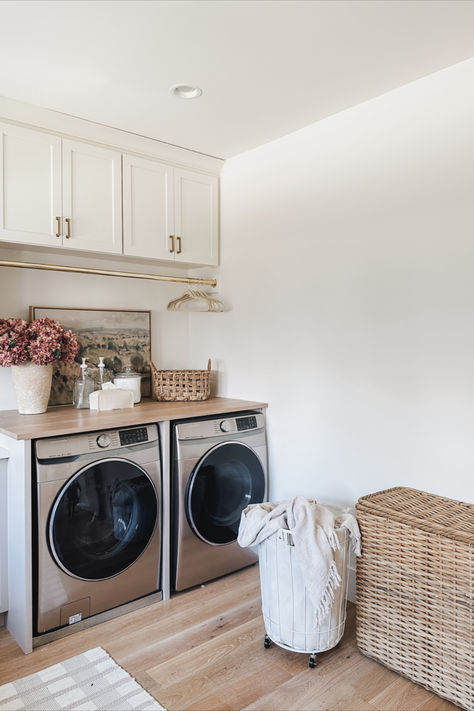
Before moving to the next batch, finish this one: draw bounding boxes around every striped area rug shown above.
[0,647,165,710]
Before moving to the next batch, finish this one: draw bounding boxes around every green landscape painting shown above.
[30,307,152,406]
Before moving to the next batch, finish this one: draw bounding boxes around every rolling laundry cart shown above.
[258,522,351,668]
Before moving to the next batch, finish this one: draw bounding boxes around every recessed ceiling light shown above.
[170,84,203,100]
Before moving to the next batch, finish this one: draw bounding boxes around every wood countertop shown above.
[0,398,268,440]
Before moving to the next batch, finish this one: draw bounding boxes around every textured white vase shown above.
[11,362,53,415]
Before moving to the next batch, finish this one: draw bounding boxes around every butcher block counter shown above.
[0,397,268,440]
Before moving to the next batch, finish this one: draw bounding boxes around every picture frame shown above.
[29,306,152,406]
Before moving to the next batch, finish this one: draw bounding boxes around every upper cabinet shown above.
[62,140,122,255]
[0,123,61,247]
[173,169,218,266]
[0,126,122,255]
[0,112,220,266]
[123,156,218,267]
[123,154,174,261]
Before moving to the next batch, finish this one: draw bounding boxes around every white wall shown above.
[189,58,474,508]
[0,246,191,409]
[1,58,473,513]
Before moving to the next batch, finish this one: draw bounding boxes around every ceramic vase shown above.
[11,362,53,415]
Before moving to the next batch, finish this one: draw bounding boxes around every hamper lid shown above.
[356,486,474,545]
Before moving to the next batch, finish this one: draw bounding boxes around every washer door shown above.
[49,458,158,581]
[186,442,266,545]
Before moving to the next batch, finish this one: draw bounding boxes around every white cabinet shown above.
[0,118,219,265]
[123,154,174,260]
[0,123,61,247]
[0,451,8,614]
[123,157,218,266]
[62,140,122,255]
[174,169,218,266]
[0,127,122,255]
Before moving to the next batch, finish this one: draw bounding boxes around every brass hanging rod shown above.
[0,259,217,287]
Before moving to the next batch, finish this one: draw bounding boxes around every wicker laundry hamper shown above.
[258,523,350,668]
[356,487,474,711]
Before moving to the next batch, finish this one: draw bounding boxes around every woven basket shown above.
[150,359,211,402]
[356,487,474,711]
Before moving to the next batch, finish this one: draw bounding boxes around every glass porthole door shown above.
[49,458,158,580]
[186,442,266,545]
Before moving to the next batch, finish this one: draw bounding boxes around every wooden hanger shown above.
[167,289,224,312]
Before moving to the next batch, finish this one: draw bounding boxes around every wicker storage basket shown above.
[150,359,211,401]
[356,487,474,711]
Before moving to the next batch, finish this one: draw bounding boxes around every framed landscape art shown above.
[29,306,152,406]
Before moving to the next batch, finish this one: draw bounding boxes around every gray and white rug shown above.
[0,647,165,711]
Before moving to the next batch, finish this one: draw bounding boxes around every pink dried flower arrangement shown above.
[0,317,79,367]
[0,318,29,367]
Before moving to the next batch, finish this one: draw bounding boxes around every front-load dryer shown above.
[172,411,267,591]
[34,424,161,635]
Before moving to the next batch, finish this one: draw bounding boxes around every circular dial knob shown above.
[219,420,232,433]
[96,433,111,449]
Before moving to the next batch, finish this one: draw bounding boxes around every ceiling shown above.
[0,0,473,159]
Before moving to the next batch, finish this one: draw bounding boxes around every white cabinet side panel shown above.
[0,435,32,653]
[0,449,8,613]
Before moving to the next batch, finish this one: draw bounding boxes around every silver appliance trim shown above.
[185,440,264,547]
[48,457,159,582]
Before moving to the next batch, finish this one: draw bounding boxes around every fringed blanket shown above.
[238,496,361,624]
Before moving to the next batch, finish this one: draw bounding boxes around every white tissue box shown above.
[89,388,134,411]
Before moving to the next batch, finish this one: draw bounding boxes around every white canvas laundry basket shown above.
[258,524,350,667]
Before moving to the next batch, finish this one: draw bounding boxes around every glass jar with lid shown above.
[114,365,142,403]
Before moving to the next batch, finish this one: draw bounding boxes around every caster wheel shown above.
[309,654,317,668]
[264,635,271,649]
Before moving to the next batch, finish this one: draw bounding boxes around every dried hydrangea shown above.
[0,317,79,367]
[0,318,29,367]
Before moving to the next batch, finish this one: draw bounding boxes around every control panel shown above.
[176,412,264,440]
[236,415,258,431]
[35,424,158,461]
[119,427,149,446]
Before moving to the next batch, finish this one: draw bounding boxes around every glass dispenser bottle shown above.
[73,358,95,409]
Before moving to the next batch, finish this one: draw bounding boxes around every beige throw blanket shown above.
[238,496,361,624]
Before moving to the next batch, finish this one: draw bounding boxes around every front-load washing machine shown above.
[34,424,161,635]
[172,411,267,591]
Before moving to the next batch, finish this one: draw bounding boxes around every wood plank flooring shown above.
[0,566,458,710]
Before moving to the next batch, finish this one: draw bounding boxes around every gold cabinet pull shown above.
[55,216,61,238]
[177,236,182,254]
[169,235,175,253]
[65,217,71,239]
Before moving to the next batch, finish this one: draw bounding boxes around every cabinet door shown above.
[62,139,122,254]
[123,154,174,260]
[174,169,218,266]
[0,123,61,247]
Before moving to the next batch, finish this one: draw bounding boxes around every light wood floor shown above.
[0,566,458,711]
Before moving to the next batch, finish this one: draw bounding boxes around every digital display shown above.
[119,427,148,446]
[236,416,258,431]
